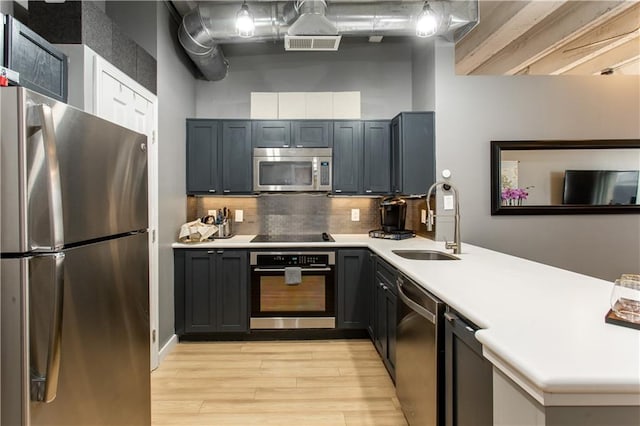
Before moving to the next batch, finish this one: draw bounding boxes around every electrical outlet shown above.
[351,208,360,222]
[207,210,216,216]
[235,209,244,222]
[443,195,454,211]
[421,209,427,224]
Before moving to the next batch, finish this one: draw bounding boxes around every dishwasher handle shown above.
[397,277,436,324]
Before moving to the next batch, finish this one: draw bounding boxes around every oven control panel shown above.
[251,252,335,267]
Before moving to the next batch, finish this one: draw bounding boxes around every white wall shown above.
[411,38,436,111]
[156,2,194,346]
[428,40,640,281]
[195,41,413,119]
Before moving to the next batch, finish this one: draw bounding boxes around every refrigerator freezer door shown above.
[1,257,30,426]
[33,232,150,425]
[1,87,148,253]
[1,233,150,426]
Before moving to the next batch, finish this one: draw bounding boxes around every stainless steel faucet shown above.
[426,181,461,254]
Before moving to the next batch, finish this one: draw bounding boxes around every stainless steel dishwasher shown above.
[396,273,444,426]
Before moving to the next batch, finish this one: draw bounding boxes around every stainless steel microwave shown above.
[253,148,332,192]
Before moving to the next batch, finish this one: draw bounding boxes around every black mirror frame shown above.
[491,139,640,215]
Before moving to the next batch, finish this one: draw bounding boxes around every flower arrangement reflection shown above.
[501,187,533,206]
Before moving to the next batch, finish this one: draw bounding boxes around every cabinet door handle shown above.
[365,189,373,193]
[207,250,214,254]
[223,189,231,193]
[282,144,290,148]
[444,312,457,324]
[217,250,224,254]
[296,145,303,148]
[208,189,217,193]
[335,189,342,193]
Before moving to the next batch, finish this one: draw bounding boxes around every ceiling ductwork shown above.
[177,0,479,81]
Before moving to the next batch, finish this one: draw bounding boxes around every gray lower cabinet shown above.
[186,119,252,194]
[292,120,333,147]
[174,249,248,334]
[363,121,391,194]
[333,121,363,194]
[391,112,435,195]
[444,310,493,426]
[373,257,398,379]
[336,249,371,329]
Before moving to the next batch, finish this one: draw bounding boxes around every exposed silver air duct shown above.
[177,1,479,81]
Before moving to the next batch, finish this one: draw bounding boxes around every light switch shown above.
[443,195,454,211]
[421,209,427,224]
[351,208,360,221]
[235,210,244,222]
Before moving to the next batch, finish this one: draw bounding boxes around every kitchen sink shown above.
[392,250,460,261]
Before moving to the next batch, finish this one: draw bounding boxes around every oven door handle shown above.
[252,267,332,272]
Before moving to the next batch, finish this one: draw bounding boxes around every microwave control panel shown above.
[320,161,330,186]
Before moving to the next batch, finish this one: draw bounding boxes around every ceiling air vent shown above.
[284,35,342,51]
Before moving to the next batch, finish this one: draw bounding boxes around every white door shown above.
[94,56,160,370]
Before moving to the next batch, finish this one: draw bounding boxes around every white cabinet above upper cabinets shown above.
[250,91,360,120]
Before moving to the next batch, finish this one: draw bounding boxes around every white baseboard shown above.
[158,334,178,365]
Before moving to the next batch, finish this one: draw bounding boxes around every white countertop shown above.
[172,234,640,406]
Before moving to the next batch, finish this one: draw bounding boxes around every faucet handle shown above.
[444,239,457,251]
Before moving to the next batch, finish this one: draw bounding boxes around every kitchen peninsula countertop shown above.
[172,234,640,407]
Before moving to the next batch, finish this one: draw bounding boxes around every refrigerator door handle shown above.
[30,253,65,403]
[29,103,65,251]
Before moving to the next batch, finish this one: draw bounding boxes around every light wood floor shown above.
[151,339,408,426]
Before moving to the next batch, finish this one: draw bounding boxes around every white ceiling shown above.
[455,0,640,76]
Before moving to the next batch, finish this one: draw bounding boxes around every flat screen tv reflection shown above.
[563,170,639,205]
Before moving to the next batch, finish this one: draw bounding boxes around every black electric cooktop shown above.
[250,233,334,243]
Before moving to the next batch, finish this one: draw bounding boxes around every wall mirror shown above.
[491,140,640,215]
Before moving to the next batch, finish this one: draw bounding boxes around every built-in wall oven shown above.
[250,251,335,329]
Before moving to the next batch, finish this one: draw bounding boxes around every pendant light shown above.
[416,2,438,38]
[236,1,255,38]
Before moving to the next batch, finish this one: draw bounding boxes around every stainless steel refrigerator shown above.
[1,87,151,425]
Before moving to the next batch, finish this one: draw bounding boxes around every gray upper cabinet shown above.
[363,121,391,194]
[292,121,333,147]
[391,112,435,196]
[222,121,252,194]
[186,120,220,195]
[4,15,68,102]
[333,121,363,194]
[252,121,291,148]
[186,119,252,195]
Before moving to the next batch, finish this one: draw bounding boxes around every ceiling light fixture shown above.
[416,2,438,38]
[236,1,255,38]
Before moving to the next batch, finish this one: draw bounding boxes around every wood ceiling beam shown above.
[469,0,638,75]
[561,37,640,75]
[455,0,566,75]
[522,3,640,75]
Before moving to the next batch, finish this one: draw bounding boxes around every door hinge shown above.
[152,130,156,144]
[152,329,157,343]
[152,229,156,243]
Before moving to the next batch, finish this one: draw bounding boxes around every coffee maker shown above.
[369,197,415,240]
